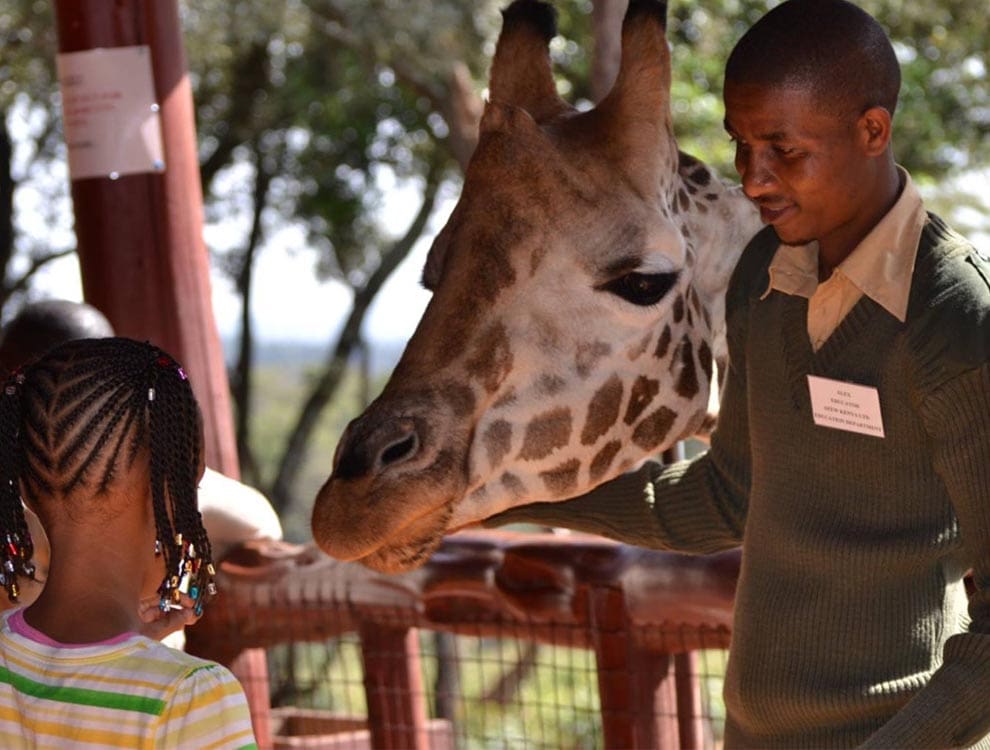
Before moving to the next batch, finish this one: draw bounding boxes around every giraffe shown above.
[311,0,762,572]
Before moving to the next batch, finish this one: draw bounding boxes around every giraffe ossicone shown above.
[312,0,762,572]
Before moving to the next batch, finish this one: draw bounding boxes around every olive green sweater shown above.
[489,217,990,748]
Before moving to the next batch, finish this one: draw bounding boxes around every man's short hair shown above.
[725,0,901,117]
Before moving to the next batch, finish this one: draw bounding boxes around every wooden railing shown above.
[187,530,740,750]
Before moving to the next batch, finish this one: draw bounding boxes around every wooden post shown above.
[590,587,680,748]
[51,0,236,475]
[674,651,706,749]
[359,623,430,750]
[51,2,271,747]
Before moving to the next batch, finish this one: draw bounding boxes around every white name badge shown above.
[807,375,885,438]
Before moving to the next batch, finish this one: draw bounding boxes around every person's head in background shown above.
[0,300,115,376]
[0,337,217,639]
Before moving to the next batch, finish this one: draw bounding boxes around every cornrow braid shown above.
[0,337,216,612]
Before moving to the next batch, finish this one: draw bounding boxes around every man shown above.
[488,0,990,746]
[0,299,284,622]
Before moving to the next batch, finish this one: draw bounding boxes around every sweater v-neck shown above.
[777,292,895,409]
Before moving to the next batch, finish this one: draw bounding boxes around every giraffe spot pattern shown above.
[519,407,572,461]
[500,471,527,499]
[673,335,699,400]
[443,382,477,418]
[483,419,513,471]
[672,295,685,323]
[540,458,581,495]
[625,375,660,425]
[492,387,517,410]
[698,340,713,384]
[575,340,612,379]
[654,326,672,360]
[581,375,623,445]
[530,244,548,276]
[689,166,711,186]
[589,439,622,483]
[465,322,514,394]
[632,406,677,451]
[537,373,567,396]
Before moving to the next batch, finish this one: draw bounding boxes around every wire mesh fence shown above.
[187,530,738,749]
[264,628,728,749]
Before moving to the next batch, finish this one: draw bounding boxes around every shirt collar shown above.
[761,167,926,322]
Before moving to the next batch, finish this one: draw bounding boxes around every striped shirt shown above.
[0,609,257,749]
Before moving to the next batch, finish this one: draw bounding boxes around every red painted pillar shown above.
[51,3,270,747]
[51,0,236,476]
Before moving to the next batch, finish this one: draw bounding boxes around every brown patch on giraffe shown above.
[492,387,517,411]
[632,406,677,451]
[690,166,712,186]
[698,340,713,384]
[654,326,672,359]
[688,287,702,315]
[624,375,660,425]
[679,152,701,170]
[576,340,611,379]
[677,189,690,212]
[704,192,719,202]
[483,419,512,470]
[589,440,622,483]
[501,472,527,499]
[425,215,520,370]
[519,407,572,461]
[680,224,692,240]
[673,335,699,400]
[530,244,548,277]
[672,295,685,323]
[537,373,566,396]
[465,322,513,394]
[540,458,581,496]
[696,201,709,214]
[442,381,476,417]
[627,331,653,361]
[581,375,623,445]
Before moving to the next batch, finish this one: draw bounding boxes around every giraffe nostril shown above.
[379,432,419,468]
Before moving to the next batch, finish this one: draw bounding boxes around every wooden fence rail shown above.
[187,530,740,749]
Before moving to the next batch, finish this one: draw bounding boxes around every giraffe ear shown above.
[487,0,573,123]
[593,0,675,190]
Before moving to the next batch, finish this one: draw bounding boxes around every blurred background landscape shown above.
[2,0,988,544]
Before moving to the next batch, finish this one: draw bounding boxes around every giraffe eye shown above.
[601,271,679,307]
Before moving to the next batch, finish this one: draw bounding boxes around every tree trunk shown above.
[232,143,274,483]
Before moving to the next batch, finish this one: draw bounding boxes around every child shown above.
[0,337,257,749]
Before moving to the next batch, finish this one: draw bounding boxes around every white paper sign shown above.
[56,45,165,181]
[807,375,885,438]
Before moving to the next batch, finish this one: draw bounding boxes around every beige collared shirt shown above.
[760,168,927,351]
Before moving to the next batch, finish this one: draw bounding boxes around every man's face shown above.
[723,82,879,263]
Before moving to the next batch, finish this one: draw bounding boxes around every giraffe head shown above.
[312,0,761,572]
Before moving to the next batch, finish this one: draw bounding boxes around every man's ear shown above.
[858,106,893,156]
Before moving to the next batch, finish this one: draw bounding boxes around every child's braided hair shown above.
[0,337,216,611]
